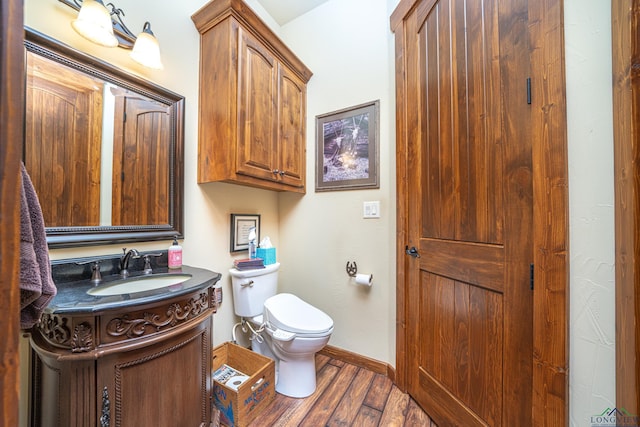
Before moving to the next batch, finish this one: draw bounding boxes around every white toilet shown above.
[229,262,334,398]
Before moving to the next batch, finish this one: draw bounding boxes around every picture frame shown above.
[315,100,380,192]
[230,214,260,252]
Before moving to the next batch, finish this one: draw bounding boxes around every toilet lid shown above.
[263,293,333,335]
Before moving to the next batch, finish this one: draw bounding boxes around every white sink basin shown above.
[87,274,192,296]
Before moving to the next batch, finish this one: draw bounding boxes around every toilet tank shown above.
[229,262,280,317]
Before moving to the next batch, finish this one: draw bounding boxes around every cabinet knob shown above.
[272,169,280,175]
[279,170,286,176]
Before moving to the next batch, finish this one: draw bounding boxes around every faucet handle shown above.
[90,261,102,283]
[75,260,102,284]
[142,253,163,274]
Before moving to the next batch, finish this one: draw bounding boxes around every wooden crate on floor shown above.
[212,342,275,427]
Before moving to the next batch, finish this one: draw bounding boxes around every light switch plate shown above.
[363,201,380,218]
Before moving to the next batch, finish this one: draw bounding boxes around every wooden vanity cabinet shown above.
[192,0,312,193]
[29,286,217,427]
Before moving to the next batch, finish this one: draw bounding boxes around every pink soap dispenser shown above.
[168,237,182,269]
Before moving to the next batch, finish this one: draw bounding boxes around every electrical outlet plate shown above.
[363,201,380,218]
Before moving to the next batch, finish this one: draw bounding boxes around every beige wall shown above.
[273,0,399,364]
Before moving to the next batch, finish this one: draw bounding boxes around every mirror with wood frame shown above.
[23,27,184,248]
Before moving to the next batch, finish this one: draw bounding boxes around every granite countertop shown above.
[46,253,222,315]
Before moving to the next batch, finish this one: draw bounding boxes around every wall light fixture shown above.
[59,0,164,69]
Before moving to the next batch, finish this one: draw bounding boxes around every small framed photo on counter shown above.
[230,214,260,252]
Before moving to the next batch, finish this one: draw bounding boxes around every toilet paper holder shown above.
[346,262,373,287]
[346,261,358,277]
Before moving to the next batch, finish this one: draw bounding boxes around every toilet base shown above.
[251,333,319,398]
[275,355,317,398]
[249,329,328,398]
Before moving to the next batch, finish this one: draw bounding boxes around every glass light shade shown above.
[71,0,118,48]
[130,23,164,70]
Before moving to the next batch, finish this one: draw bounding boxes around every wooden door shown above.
[276,62,306,188]
[612,0,640,415]
[0,0,24,425]
[112,94,170,225]
[236,26,278,181]
[25,53,103,227]
[400,0,532,425]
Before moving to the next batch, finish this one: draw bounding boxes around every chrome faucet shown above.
[119,248,140,277]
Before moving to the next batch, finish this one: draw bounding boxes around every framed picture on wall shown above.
[230,214,260,252]
[315,100,380,192]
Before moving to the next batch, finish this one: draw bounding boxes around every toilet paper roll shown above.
[355,273,373,287]
[225,375,250,391]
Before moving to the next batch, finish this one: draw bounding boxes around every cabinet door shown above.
[96,321,211,427]
[276,63,306,188]
[236,27,278,180]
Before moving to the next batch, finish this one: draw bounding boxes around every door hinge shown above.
[530,263,534,290]
[526,78,532,105]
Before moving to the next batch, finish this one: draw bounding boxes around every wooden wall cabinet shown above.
[29,285,218,427]
[192,0,313,193]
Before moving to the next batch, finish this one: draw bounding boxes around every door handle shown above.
[405,246,420,258]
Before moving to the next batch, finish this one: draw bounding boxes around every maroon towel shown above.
[20,162,56,330]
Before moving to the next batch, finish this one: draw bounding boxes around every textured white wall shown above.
[565,0,616,425]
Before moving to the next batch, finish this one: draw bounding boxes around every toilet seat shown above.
[264,293,333,337]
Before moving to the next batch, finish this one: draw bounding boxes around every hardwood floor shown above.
[246,353,435,427]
